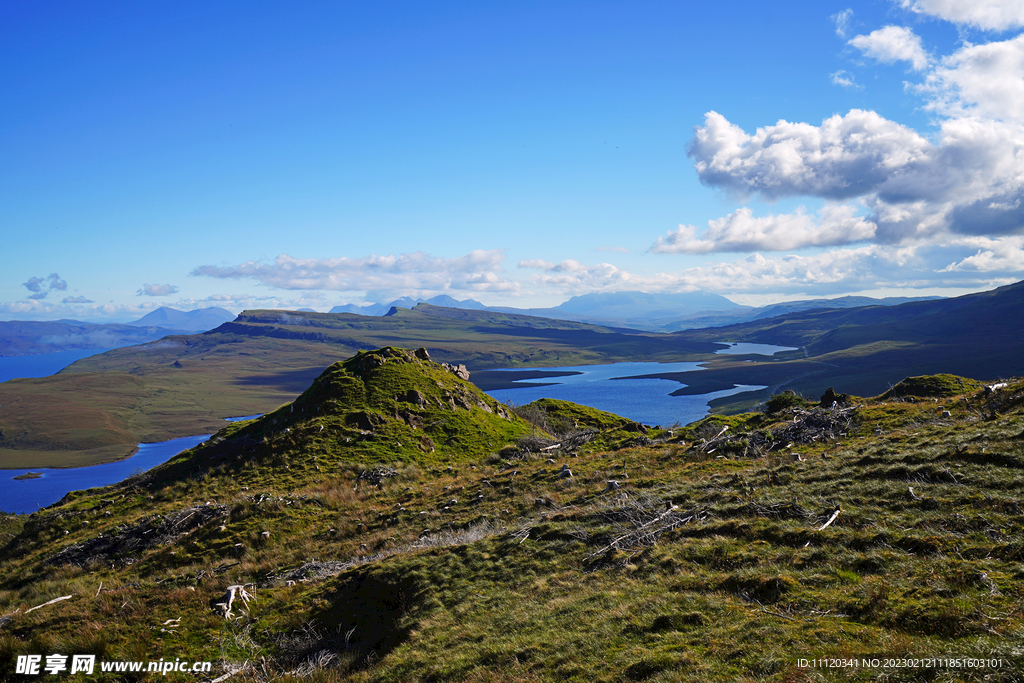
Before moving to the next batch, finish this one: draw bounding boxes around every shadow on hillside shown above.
[232,367,325,393]
[306,564,427,670]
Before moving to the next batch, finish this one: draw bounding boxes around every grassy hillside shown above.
[0,307,719,469]
[631,280,1024,419]
[672,280,1024,403]
[3,280,1023,469]
[0,349,1021,681]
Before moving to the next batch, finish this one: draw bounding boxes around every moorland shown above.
[2,280,1023,470]
[0,346,1021,681]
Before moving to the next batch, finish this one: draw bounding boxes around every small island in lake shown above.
[12,472,43,480]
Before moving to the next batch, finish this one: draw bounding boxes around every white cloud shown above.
[688,110,931,202]
[941,236,1024,271]
[519,243,1008,298]
[849,26,930,71]
[192,250,519,297]
[897,0,1024,31]
[832,9,854,38]
[650,205,876,253]
[917,34,1024,122]
[830,70,862,89]
[137,283,180,297]
[687,109,1024,244]
[518,259,632,293]
[661,4,1024,295]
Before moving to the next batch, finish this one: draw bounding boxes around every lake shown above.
[483,364,764,428]
[481,343,796,427]
[0,348,112,384]
[714,342,798,355]
[1,342,794,514]
[1,434,210,515]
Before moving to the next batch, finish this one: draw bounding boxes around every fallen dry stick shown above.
[26,594,75,614]
[817,508,841,532]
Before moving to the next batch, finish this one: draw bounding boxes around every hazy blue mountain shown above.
[329,295,487,316]
[554,291,744,317]
[0,320,185,357]
[749,295,942,321]
[127,307,236,331]
[324,290,946,332]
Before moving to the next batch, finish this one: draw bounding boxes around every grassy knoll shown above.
[4,278,1024,469]
[0,351,1021,681]
[0,307,720,469]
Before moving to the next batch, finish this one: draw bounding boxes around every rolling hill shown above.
[656,279,1024,408]
[0,306,719,468]
[1,281,1021,470]
[0,348,1020,681]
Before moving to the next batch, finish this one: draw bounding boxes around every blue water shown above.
[0,349,782,514]
[0,348,112,384]
[483,361,765,428]
[1,435,209,515]
[715,342,798,355]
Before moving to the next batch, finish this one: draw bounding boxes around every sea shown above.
[1,342,795,514]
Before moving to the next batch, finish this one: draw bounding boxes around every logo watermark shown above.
[15,654,213,676]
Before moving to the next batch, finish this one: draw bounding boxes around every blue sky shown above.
[4,0,1024,321]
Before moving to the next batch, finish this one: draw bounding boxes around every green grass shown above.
[1,367,1023,681]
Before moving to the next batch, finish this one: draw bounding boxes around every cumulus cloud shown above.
[522,240,1014,299]
[22,273,68,300]
[688,110,932,202]
[897,0,1024,31]
[849,25,930,71]
[687,108,1024,244]
[650,205,877,253]
[941,236,1024,271]
[192,250,519,296]
[917,34,1024,122]
[518,259,633,293]
[62,296,94,304]
[138,283,180,297]
[654,4,1024,298]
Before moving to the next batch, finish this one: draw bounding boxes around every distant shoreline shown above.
[471,369,582,391]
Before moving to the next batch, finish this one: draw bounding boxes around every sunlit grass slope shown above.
[0,348,1021,681]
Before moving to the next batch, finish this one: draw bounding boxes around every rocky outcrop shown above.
[442,362,470,380]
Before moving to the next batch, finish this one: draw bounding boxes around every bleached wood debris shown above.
[215,584,255,620]
[25,594,75,614]
[816,508,841,532]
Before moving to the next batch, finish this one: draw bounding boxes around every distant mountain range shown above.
[126,306,236,332]
[330,295,490,316]
[0,307,237,357]
[330,291,941,331]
